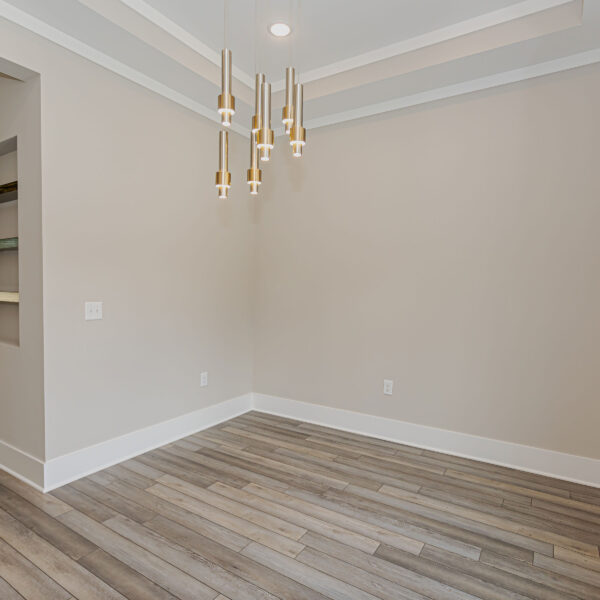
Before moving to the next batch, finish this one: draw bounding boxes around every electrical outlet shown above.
[200,371,208,387]
[383,379,394,395]
[85,301,103,321]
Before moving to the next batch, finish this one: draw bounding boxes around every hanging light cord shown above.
[255,0,260,74]
[288,0,293,68]
[293,0,298,72]
[223,0,228,49]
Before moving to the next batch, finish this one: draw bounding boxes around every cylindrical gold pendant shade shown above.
[215,130,231,199]
[290,82,306,157]
[282,67,295,135]
[212,19,309,199]
[257,81,274,162]
[218,49,236,127]
[247,130,262,195]
[252,73,265,133]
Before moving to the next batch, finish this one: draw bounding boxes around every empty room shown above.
[0,1,599,598]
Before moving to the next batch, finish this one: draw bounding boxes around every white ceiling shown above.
[140,0,525,79]
[0,0,598,135]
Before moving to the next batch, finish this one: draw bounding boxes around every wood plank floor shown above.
[1,411,600,599]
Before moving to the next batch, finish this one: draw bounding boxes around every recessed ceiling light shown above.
[269,22,291,37]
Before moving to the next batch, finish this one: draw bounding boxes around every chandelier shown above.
[215,0,306,198]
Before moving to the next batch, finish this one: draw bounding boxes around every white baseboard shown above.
[252,393,600,489]
[43,393,253,492]
[5,391,599,492]
[0,439,45,491]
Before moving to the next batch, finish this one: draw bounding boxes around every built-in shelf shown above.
[0,291,19,303]
[0,142,19,345]
[0,237,18,251]
[0,181,17,204]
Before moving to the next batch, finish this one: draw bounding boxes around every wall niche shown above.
[0,136,19,345]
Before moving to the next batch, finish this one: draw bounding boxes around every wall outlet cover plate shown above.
[383,379,394,395]
[85,301,103,321]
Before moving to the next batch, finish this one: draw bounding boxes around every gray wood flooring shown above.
[1,411,599,599]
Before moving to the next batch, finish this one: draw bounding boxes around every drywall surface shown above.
[0,75,44,462]
[1,16,599,475]
[254,64,600,460]
[0,19,255,460]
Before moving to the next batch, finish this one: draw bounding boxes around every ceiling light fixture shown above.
[256,81,274,162]
[217,48,235,127]
[215,130,231,199]
[216,0,233,198]
[252,73,265,134]
[214,0,307,199]
[289,82,306,157]
[282,67,295,135]
[269,22,291,37]
[247,131,262,195]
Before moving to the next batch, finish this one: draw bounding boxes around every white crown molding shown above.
[44,393,253,491]
[298,48,600,134]
[0,0,249,136]
[253,393,600,489]
[1,0,592,141]
[118,0,580,94]
[118,0,255,89]
[277,0,580,91]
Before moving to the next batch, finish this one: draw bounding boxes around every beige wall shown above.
[0,20,254,461]
[2,16,599,477]
[0,74,44,467]
[255,64,600,460]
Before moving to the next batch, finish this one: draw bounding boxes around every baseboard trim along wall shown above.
[0,438,45,491]
[252,393,600,489]
[3,391,599,491]
[42,393,253,492]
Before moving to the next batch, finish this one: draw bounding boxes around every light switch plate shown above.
[383,379,394,395]
[85,301,103,321]
[200,371,208,387]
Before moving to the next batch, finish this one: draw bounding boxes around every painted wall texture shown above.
[0,20,254,463]
[1,18,599,481]
[0,74,44,478]
[254,64,600,460]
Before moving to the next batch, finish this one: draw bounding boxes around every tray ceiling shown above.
[0,0,597,135]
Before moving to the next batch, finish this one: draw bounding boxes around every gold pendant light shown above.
[282,67,295,135]
[247,130,262,194]
[290,82,306,157]
[215,130,231,199]
[218,49,235,127]
[252,73,265,134]
[214,0,308,199]
[256,81,274,162]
